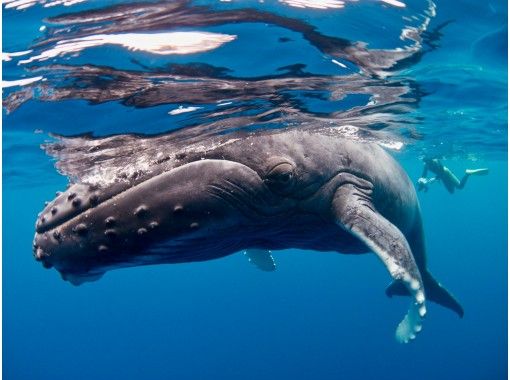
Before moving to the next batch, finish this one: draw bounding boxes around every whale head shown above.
[33,157,303,285]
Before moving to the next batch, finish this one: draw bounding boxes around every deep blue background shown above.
[3,153,507,380]
[3,0,507,379]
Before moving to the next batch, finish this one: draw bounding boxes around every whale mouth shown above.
[32,176,152,275]
[33,236,105,284]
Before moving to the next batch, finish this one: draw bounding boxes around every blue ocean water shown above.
[2,0,507,379]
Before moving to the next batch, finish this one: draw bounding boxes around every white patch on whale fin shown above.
[350,223,426,343]
[331,181,426,343]
[244,249,276,272]
[396,301,425,343]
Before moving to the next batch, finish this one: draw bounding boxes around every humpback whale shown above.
[33,130,463,343]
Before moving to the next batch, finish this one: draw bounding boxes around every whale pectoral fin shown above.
[62,272,104,286]
[244,249,276,272]
[332,183,426,343]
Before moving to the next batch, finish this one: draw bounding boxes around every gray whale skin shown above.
[33,131,463,343]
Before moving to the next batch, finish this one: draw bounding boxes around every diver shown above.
[417,157,489,193]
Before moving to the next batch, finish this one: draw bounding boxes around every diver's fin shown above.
[332,179,426,343]
[244,249,276,272]
[386,270,464,318]
[465,168,489,176]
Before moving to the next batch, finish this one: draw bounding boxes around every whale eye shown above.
[265,161,296,194]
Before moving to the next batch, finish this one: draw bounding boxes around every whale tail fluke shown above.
[386,270,464,318]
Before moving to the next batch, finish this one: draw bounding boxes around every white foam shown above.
[378,140,404,151]
[380,0,405,7]
[168,106,203,115]
[337,125,359,137]
[19,32,237,64]
[332,59,347,68]
[280,0,345,9]
[2,50,32,62]
[43,0,86,7]
[1,76,43,88]
[3,0,85,10]
[4,0,37,9]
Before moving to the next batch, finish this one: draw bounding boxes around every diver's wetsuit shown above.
[419,158,488,194]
